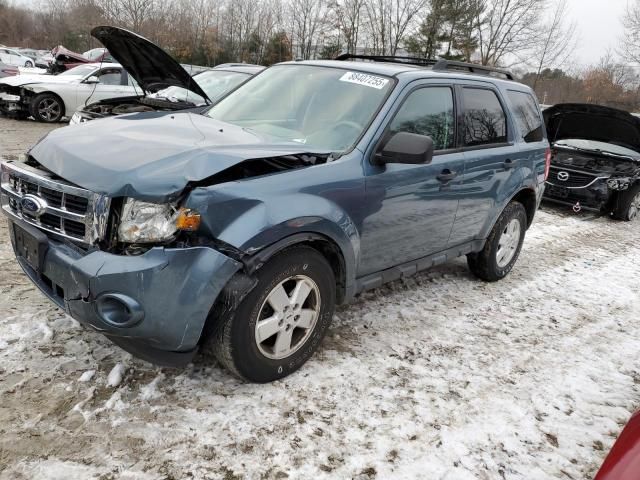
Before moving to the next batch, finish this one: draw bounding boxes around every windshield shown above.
[60,65,97,77]
[149,70,251,105]
[555,138,640,157]
[198,70,251,100]
[206,64,394,151]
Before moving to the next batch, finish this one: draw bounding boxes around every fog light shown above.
[95,293,144,327]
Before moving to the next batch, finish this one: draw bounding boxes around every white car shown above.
[0,47,35,68]
[0,63,141,122]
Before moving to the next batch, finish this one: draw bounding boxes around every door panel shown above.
[448,86,518,245]
[74,69,136,112]
[449,146,521,244]
[359,85,463,276]
[360,154,465,275]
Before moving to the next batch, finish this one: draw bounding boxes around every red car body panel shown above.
[595,412,640,480]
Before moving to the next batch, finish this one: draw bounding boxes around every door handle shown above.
[436,169,458,182]
[504,158,514,169]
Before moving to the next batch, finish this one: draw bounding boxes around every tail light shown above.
[544,148,552,181]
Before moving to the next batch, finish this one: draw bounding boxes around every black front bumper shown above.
[543,173,612,212]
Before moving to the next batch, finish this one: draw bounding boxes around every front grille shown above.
[1,160,110,245]
[547,166,604,188]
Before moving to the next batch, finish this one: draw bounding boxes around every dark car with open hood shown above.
[70,27,263,124]
[543,103,640,220]
[0,49,549,382]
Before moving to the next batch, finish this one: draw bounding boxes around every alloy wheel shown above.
[254,275,321,360]
[37,98,61,122]
[496,218,521,268]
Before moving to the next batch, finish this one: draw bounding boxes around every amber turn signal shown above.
[176,208,201,231]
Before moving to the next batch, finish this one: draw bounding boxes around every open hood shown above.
[29,111,327,202]
[51,45,89,63]
[91,26,210,101]
[544,103,640,153]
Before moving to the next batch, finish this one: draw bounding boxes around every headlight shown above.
[118,199,179,243]
[69,111,82,125]
[607,177,631,191]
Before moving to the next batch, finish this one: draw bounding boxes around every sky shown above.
[565,0,628,66]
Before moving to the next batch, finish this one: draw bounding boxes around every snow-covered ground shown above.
[0,118,639,479]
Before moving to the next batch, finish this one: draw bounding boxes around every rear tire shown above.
[31,93,64,123]
[612,183,640,221]
[206,246,336,383]
[467,202,527,282]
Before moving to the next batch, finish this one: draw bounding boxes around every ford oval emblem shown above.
[557,171,570,182]
[20,194,48,217]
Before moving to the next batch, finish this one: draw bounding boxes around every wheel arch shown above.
[244,231,350,305]
[510,187,537,228]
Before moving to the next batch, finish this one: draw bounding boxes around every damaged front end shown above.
[0,84,31,118]
[545,146,640,212]
[0,119,332,364]
[0,159,244,365]
[543,104,640,213]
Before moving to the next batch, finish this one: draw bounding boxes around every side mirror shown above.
[375,132,434,165]
[84,75,99,84]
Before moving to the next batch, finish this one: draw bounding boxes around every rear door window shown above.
[461,88,507,147]
[389,87,455,151]
[507,90,544,142]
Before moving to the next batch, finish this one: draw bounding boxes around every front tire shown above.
[467,202,527,282]
[207,246,336,383]
[24,60,33,68]
[612,183,640,221]
[31,93,64,123]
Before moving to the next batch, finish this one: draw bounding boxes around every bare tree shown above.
[476,0,546,66]
[364,0,426,55]
[622,0,640,64]
[288,0,329,59]
[531,0,577,88]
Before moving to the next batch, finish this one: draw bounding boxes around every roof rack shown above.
[432,59,514,80]
[334,53,438,67]
[334,53,515,81]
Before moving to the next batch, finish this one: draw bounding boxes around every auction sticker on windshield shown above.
[339,72,389,89]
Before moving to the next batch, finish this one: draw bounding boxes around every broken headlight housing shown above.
[607,177,632,191]
[118,199,179,244]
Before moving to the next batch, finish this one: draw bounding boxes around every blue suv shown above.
[1,50,550,382]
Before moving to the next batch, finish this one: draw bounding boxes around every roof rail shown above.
[334,53,515,80]
[334,53,438,67]
[432,60,514,80]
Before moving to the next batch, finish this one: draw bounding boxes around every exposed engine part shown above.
[553,150,640,175]
[193,154,331,187]
[112,104,155,115]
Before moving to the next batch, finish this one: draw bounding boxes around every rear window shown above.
[507,90,544,142]
[462,88,507,147]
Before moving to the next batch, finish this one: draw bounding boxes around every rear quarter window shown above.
[507,90,544,143]
[462,87,507,147]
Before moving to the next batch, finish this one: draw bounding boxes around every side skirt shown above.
[353,239,485,296]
